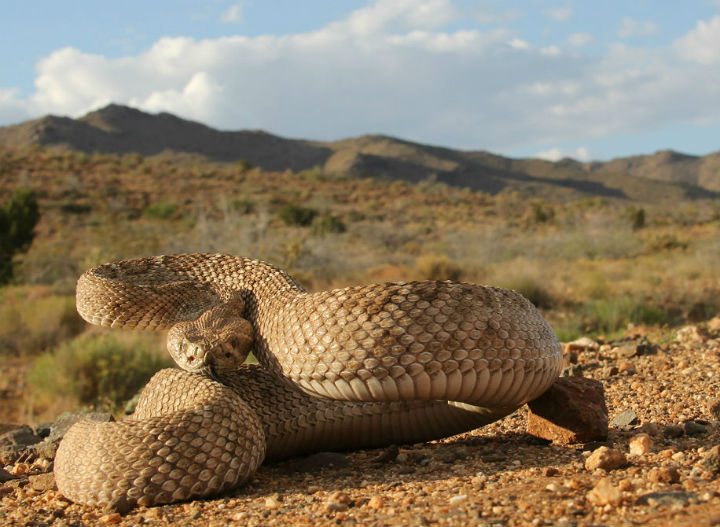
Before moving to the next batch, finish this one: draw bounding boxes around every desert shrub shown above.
[278,204,317,226]
[0,189,40,284]
[627,207,646,230]
[312,214,346,236]
[235,159,254,172]
[500,276,553,309]
[413,254,463,281]
[0,292,84,354]
[580,297,668,336]
[27,332,171,414]
[144,201,178,219]
[645,233,688,252]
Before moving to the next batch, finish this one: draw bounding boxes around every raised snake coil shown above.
[55,254,563,509]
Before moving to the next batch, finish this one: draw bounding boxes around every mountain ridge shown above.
[1,104,718,202]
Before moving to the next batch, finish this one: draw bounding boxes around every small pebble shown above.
[628,433,652,456]
[99,513,122,524]
[367,496,384,509]
[585,447,627,471]
[648,466,680,484]
[586,478,622,506]
[449,494,467,505]
[264,495,281,510]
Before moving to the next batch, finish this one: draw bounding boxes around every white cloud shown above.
[473,8,522,24]
[567,33,593,47]
[618,18,658,38]
[543,8,572,21]
[221,2,245,23]
[535,147,591,162]
[0,88,28,125]
[674,16,720,64]
[3,3,720,156]
[328,0,457,36]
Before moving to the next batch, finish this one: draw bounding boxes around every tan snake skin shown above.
[54,254,563,509]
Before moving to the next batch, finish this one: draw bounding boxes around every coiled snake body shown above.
[55,254,562,509]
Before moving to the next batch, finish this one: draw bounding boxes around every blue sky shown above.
[2,1,720,160]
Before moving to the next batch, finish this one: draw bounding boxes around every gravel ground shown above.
[2,319,720,527]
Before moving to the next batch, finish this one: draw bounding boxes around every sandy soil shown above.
[1,321,719,527]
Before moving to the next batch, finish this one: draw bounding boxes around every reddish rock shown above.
[526,377,608,445]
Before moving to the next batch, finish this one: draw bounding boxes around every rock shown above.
[291,452,349,473]
[628,433,652,456]
[708,399,720,420]
[676,325,706,345]
[367,496,384,509]
[325,491,352,512]
[48,412,113,443]
[264,494,281,510]
[648,467,680,484]
[526,377,608,444]
[636,491,697,508]
[33,423,52,439]
[0,467,16,483]
[697,445,720,474]
[28,472,56,491]
[371,445,399,463]
[707,315,720,335]
[683,420,707,436]
[585,446,627,471]
[560,365,584,377]
[0,424,23,436]
[99,512,123,524]
[0,425,42,448]
[449,494,468,505]
[565,337,600,353]
[586,477,622,506]
[609,409,638,427]
[662,424,684,438]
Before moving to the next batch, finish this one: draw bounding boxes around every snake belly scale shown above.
[54,253,563,509]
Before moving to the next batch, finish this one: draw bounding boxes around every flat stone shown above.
[0,425,42,448]
[371,445,399,464]
[565,337,600,353]
[28,472,56,492]
[586,477,622,506]
[48,412,113,443]
[636,491,697,508]
[585,446,627,471]
[0,467,16,483]
[290,452,350,473]
[610,409,638,428]
[683,420,707,436]
[526,377,608,444]
[698,445,720,473]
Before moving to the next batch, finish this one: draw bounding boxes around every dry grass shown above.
[0,145,719,415]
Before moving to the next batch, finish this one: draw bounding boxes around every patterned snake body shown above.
[55,254,563,509]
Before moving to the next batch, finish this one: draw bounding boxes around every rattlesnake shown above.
[54,254,563,509]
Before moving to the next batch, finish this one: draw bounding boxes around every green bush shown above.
[0,292,84,354]
[581,297,669,336]
[500,277,553,309]
[413,254,464,281]
[144,201,178,219]
[312,214,346,236]
[27,333,172,413]
[278,204,318,226]
[0,189,40,284]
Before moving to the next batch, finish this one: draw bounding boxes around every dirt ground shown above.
[1,321,720,527]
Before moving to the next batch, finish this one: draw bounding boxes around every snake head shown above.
[167,314,254,378]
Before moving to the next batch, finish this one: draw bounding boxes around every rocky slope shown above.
[1,104,718,202]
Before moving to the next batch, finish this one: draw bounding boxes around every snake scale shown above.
[54,254,563,509]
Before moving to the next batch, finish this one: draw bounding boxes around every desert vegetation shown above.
[0,145,718,422]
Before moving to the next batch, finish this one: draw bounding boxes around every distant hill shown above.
[1,104,718,202]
